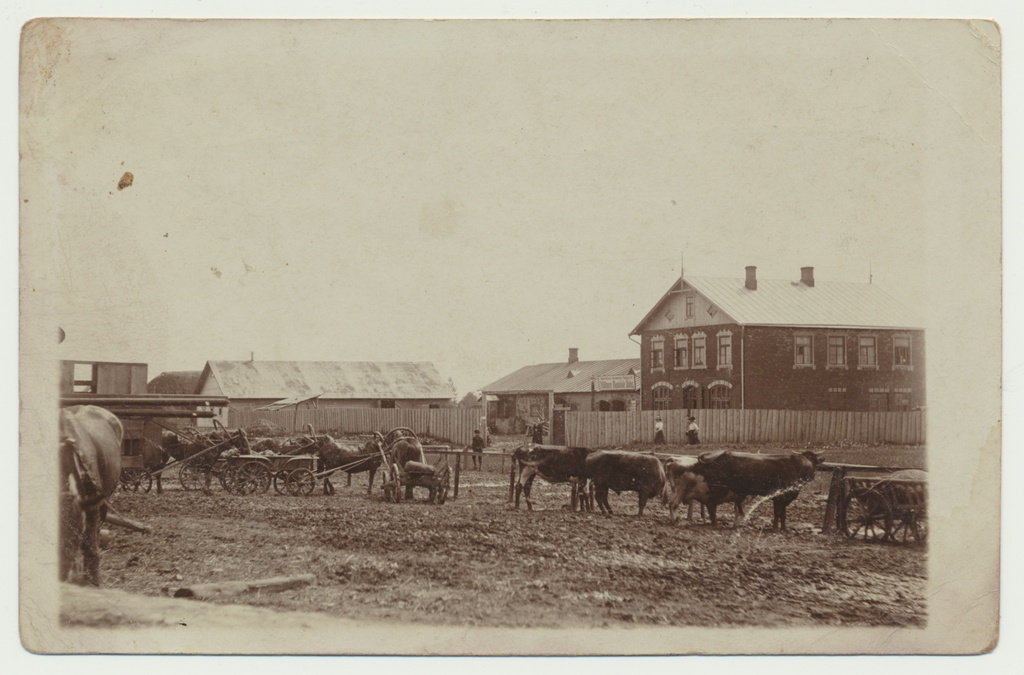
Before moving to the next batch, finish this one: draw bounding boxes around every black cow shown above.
[693,450,822,529]
[511,445,592,511]
[59,405,123,586]
[586,450,666,517]
[663,456,745,526]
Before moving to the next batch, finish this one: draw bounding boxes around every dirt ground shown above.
[62,439,927,631]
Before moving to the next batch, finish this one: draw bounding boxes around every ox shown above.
[511,445,592,511]
[586,450,666,517]
[693,450,822,529]
[663,456,746,526]
[59,405,123,586]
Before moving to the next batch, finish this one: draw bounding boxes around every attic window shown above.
[685,295,695,318]
[567,369,580,378]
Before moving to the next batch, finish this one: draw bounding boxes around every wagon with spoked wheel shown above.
[375,427,451,505]
[147,420,252,493]
[220,453,319,496]
[118,454,153,493]
[842,470,927,544]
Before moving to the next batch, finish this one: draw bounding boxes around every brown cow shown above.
[586,450,666,517]
[693,450,822,529]
[59,405,123,586]
[663,456,745,526]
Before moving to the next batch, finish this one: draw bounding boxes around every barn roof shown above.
[197,360,453,401]
[146,371,202,395]
[631,275,923,333]
[481,359,640,395]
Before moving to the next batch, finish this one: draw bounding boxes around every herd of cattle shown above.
[59,404,823,587]
[512,445,823,530]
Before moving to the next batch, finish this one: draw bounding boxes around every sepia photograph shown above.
[15,6,1005,660]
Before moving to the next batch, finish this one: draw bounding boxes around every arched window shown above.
[682,384,701,410]
[598,400,611,412]
[611,399,627,412]
[653,385,672,410]
[709,384,731,409]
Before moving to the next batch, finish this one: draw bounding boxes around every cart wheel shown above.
[436,467,451,505]
[219,465,238,493]
[119,467,150,493]
[842,490,891,542]
[285,469,316,497]
[179,464,206,492]
[890,507,927,544]
[236,461,271,495]
[390,463,403,503]
[273,472,288,495]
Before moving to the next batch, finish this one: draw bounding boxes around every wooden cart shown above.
[842,474,927,544]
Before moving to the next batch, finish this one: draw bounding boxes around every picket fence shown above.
[564,409,925,447]
[229,407,484,447]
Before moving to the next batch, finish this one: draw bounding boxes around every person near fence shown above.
[654,417,666,444]
[686,416,700,445]
[471,429,484,470]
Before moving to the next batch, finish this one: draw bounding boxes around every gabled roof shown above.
[147,371,202,395]
[197,360,453,400]
[481,359,640,395]
[631,276,923,333]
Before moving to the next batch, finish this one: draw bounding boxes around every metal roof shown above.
[199,360,453,400]
[481,359,641,395]
[632,276,923,333]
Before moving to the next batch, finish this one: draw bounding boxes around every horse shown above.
[316,437,382,496]
[160,425,251,494]
[377,431,428,500]
[59,405,123,586]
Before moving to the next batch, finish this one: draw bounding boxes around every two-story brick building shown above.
[630,266,925,412]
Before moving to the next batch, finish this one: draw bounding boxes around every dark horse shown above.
[59,405,122,586]
[160,424,251,494]
[311,435,381,496]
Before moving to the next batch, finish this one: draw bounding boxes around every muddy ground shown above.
[63,440,927,631]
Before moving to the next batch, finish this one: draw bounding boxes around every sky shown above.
[20,17,1000,399]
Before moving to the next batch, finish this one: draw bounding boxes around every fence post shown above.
[453,451,461,500]
[821,467,846,533]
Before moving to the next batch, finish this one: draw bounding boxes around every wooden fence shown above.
[564,409,925,447]
[229,407,484,447]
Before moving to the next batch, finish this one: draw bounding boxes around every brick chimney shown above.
[568,348,579,364]
[800,266,815,287]
[745,266,757,290]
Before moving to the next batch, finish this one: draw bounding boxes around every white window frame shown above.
[893,335,914,371]
[691,332,707,369]
[826,335,848,370]
[673,334,689,370]
[793,334,815,369]
[717,330,733,369]
[858,335,879,370]
[651,336,665,371]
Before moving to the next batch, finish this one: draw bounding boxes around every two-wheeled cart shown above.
[375,428,451,505]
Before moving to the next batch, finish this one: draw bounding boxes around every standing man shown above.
[654,417,666,444]
[686,416,701,445]
[471,429,485,470]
